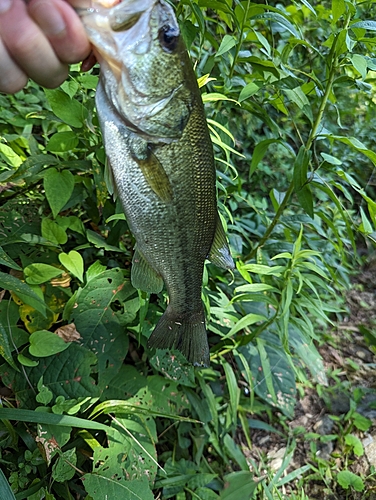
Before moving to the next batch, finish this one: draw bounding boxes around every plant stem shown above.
[228,0,251,80]
[244,16,351,261]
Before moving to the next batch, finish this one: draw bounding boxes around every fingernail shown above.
[30,1,66,36]
[0,0,12,14]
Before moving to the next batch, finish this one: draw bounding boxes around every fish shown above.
[78,0,234,366]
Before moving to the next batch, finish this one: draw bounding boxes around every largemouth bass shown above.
[79,0,234,366]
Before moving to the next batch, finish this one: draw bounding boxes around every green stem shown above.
[244,15,352,261]
[228,0,251,80]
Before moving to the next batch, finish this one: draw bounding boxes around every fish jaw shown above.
[78,0,192,140]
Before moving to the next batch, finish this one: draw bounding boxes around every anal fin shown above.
[208,215,235,270]
[131,246,164,294]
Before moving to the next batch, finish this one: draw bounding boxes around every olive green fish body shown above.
[80,0,233,366]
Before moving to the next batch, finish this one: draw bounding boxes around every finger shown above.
[28,0,91,64]
[0,37,28,93]
[0,0,68,88]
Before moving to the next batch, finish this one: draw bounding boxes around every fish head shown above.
[80,0,194,140]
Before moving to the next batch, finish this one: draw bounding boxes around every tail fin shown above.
[147,306,210,367]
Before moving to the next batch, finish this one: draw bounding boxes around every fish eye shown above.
[158,25,179,52]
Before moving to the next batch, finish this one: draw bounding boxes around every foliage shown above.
[0,0,376,498]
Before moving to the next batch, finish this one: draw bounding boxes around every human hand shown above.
[0,0,91,93]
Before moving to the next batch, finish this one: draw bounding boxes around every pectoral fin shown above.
[129,136,173,203]
[208,216,235,270]
[131,246,164,294]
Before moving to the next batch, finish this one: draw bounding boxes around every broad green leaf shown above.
[332,0,346,23]
[216,35,236,57]
[17,353,39,367]
[0,143,22,168]
[24,263,63,285]
[83,475,154,500]
[41,218,68,245]
[351,20,376,31]
[238,332,296,417]
[44,168,75,218]
[0,271,46,316]
[0,344,99,407]
[45,89,87,128]
[52,448,77,482]
[59,251,84,281]
[345,434,364,456]
[351,54,367,79]
[29,330,70,357]
[220,471,257,499]
[320,152,342,165]
[352,412,372,431]
[337,470,364,492]
[149,349,195,387]
[70,268,136,389]
[239,83,260,102]
[46,131,79,153]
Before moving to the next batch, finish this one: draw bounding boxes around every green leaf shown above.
[0,271,46,316]
[345,434,364,457]
[0,467,16,500]
[45,89,87,128]
[29,330,70,357]
[70,268,136,389]
[254,12,301,39]
[220,471,257,499]
[223,434,248,470]
[293,146,311,192]
[216,35,236,57]
[332,0,346,23]
[59,251,84,281]
[46,131,79,153]
[351,54,367,79]
[44,168,75,218]
[52,448,77,482]
[41,218,67,245]
[0,246,21,270]
[0,143,22,168]
[238,332,296,417]
[82,476,154,500]
[24,263,63,285]
[351,20,376,31]
[296,184,314,218]
[17,354,39,367]
[239,83,260,102]
[0,344,99,407]
[320,152,342,165]
[352,412,372,431]
[0,407,107,431]
[337,470,364,492]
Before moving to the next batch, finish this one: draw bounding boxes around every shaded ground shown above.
[241,266,376,499]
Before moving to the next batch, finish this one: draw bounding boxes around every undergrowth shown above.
[1,0,376,498]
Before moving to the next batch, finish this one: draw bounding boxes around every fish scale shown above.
[79,0,234,366]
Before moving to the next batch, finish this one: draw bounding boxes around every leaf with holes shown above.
[70,268,137,389]
[0,344,99,408]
